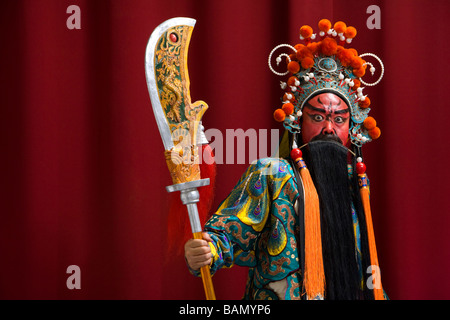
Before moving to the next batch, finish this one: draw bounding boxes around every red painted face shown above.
[301,92,350,145]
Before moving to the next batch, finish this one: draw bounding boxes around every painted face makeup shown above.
[301,92,350,146]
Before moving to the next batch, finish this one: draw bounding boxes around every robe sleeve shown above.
[191,158,293,276]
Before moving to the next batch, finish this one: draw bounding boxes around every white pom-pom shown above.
[340,35,345,41]
[357,87,363,93]
[349,80,354,87]
[346,38,352,44]
[280,81,287,89]
[295,79,300,86]
[357,133,362,139]
[357,157,363,163]
[290,86,297,92]
[286,93,293,100]
[304,76,310,82]
[297,110,303,117]
[345,78,351,84]
[289,115,295,121]
[276,57,282,65]
[339,72,344,80]
[360,95,367,101]
[370,66,376,74]
[320,31,325,36]
[311,34,316,40]
[361,136,368,142]
[332,30,337,37]
[308,73,314,78]
[327,29,333,35]
[299,35,304,40]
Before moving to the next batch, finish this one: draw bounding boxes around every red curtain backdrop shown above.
[1,0,450,300]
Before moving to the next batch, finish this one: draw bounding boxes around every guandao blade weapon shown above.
[145,17,216,300]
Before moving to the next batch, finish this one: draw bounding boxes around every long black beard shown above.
[304,140,362,300]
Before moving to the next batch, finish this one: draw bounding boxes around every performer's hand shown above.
[184,232,212,271]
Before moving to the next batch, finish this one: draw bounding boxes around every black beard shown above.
[310,133,343,145]
[304,140,362,300]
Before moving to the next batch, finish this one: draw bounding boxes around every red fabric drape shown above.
[1,0,450,300]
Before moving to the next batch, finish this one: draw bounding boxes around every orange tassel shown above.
[357,161,384,300]
[291,148,325,299]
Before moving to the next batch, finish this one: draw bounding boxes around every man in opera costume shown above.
[184,19,387,300]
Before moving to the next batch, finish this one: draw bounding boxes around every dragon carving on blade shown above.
[155,26,185,123]
[153,24,209,184]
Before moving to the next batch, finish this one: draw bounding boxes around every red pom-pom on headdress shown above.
[318,19,331,33]
[359,96,371,109]
[337,48,355,67]
[350,56,364,69]
[274,108,286,122]
[353,66,366,77]
[363,116,377,130]
[344,26,357,39]
[368,127,381,139]
[307,42,320,55]
[287,61,300,74]
[296,47,313,60]
[301,57,315,69]
[320,37,338,56]
[334,21,347,34]
[352,79,361,90]
[300,25,313,39]
[282,103,294,115]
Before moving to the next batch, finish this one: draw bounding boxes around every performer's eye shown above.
[334,116,344,123]
[313,114,324,122]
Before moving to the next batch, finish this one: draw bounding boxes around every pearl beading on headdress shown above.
[268,44,297,76]
[359,53,384,87]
